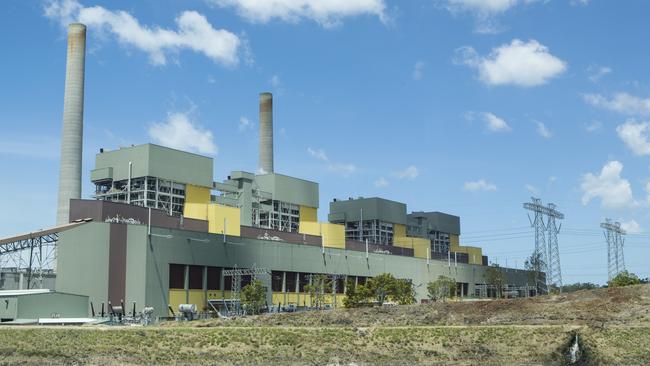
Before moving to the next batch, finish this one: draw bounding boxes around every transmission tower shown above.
[545,203,564,289]
[600,219,626,280]
[523,198,548,293]
[523,197,564,292]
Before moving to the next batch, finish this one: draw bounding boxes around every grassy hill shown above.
[0,284,648,365]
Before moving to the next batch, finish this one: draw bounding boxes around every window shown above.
[169,264,185,289]
[271,271,283,292]
[299,273,310,292]
[207,266,221,290]
[336,277,345,294]
[285,271,297,293]
[188,265,204,290]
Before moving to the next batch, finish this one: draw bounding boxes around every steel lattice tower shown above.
[523,198,564,292]
[545,203,564,289]
[600,219,626,280]
[523,198,548,293]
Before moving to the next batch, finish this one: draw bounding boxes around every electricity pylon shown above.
[600,219,626,280]
[523,197,564,292]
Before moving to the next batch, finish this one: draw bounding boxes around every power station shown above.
[0,23,542,321]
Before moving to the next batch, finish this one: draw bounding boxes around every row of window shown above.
[270,271,369,294]
[169,264,256,291]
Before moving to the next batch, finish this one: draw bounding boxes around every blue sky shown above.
[1,0,649,284]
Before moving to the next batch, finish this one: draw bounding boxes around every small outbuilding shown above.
[0,290,89,322]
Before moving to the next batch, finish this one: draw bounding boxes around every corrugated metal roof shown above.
[0,289,51,297]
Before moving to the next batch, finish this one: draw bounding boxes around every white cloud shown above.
[580,161,637,209]
[440,0,542,34]
[583,93,650,116]
[211,0,387,27]
[393,166,420,180]
[374,177,389,188]
[585,120,602,133]
[307,147,328,161]
[483,112,511,132]
[587,65,612,82]
[148,112,218,155]
[463,179,497,192]
[45,0,241,66]
[535,121,552,138]
[571,0,591,6]
[455,39,567,87]
[616,120,650,155]
[238,116,252,131]
[412,61,425,80]
[307,147,355,176]
[619,219,642,234]
[525,184,539,195]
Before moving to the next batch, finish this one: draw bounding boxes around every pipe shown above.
[258,92,274,174]
[56,23,86,225]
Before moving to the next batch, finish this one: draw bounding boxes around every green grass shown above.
[0,326,574,366]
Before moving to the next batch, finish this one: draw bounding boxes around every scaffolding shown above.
[94,176,186,216]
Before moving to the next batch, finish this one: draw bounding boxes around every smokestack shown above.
[56,23,86,225]
[259,92,274,174]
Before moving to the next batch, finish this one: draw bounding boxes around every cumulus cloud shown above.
[44,0,241,66]
[616,120,650,155]
[412,61,425,80]
[619,219,642,234]
[148,112,218,155]
[583,93,650,116]
[463,179,497,192]
[440,0,542,34]
[374,177,389,188]
[455,39,567,87]
[580,161,637,209]
[393,166,420,180]
[210,0,387,27]
[535,121,552,138]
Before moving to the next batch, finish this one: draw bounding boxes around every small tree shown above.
[304,274,330,309]
[343,279,372,308]
[608,271,641,287]
[367,273,396,304]
[524,251,546,295]
[241,280,266,315]
[392,278,416,305]
[486,264,507,298]
[427,275,456,302]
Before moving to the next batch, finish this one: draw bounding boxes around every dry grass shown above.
[0,285,648,365]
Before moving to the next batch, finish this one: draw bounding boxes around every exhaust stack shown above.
[258,92,274,174]
[56,23,86,225]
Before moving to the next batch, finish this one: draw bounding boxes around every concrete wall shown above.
[57,222,537,318]
[329,197,407,225]
[91,144,213,188]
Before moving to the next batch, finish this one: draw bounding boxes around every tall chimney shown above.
[56,23,86,225]
[258,92,274,174]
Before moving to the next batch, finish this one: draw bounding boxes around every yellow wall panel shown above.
[168,289,186,316]
[299,206,318,223]
[393,224,406,239]
[188,290,206,311]
[394,237,431,259]
[207,204,241,236]
[450,234,460,249]
[183,185,211,220]
[299,221,321,236]
[321,223,346,249]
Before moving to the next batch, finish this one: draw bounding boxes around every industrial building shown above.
[0,23,541,320]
